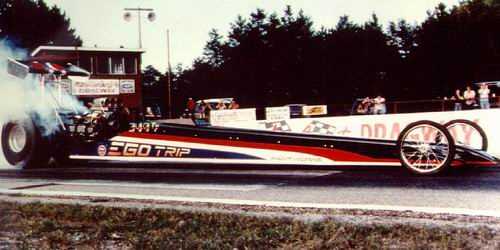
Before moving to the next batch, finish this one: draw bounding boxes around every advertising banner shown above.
[266,106,290,121]
[302,105,327,116]
[221,109,500,158]
[58,79,72,94]
[210,108,257,126]
[119,79,136,94]
[71,79,119,96]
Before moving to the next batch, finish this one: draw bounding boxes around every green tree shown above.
[172,1,500,115]
[410,0,500,96]
[0,0,82,50]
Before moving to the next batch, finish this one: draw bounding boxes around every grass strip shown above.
[0,200,498,249]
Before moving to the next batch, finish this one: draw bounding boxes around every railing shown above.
[326,97,500,117]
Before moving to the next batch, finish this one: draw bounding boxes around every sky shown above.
[44,0,461,71]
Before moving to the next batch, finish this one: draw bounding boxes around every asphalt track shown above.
[0,164,499,216]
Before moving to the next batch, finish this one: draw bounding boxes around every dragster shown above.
[1,59,498,175]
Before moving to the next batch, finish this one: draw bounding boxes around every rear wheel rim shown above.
[8,124,27,153]
[400,124,451,174]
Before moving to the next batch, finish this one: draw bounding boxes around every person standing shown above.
[356,97,371,115]
[453,89,464,111]
[216,100,226,110]
[229,100,240,109]
[463,86,476,109]
[478,83,490,109]
[186,97,196,115]
[373,95,387,114]
[203,101,212,121]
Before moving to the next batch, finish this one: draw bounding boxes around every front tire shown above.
[397,120,456,175]
[444,119,487,151]
[1,119,50,169]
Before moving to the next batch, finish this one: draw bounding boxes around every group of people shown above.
[185,98,240,119]
[356,95,387,115]
[450,83,495,110]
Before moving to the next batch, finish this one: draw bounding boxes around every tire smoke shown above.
[0,40,88,168]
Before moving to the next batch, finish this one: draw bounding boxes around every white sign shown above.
[119,79,136,94]
[72,79,119,96]
[221,109,500,158]
[210,108,256,126]
[58,79,72,94]
[266,106,290,121]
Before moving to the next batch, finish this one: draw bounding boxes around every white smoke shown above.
[0,40,88,168]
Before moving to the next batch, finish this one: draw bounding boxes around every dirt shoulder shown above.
[0,194,499,249]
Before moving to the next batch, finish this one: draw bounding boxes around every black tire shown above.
[444,119,488,151]
[1,119,50,169]
[397,120,456,175]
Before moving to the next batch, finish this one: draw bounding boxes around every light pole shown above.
[166,29,173,119]
[123,7,155,48]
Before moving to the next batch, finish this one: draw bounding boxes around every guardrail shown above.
[176,97,500,120]
[327,97,500,117]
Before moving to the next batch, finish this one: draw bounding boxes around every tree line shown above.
[2,0,499,116]
[166,0,500,115]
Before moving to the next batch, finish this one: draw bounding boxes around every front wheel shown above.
[397,120,456,175]
[1,119,50,169]
[444,119,487,151]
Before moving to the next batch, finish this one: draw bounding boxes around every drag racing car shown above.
[1,59,498,175]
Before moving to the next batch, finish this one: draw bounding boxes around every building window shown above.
[97,56,109,74]
[78,56,93,74]
[96,55,137,75]
[124,56,137,74]
[110,57,125,75]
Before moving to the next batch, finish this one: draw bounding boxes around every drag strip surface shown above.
[0,166,499,216]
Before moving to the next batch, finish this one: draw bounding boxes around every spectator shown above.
[229,100,240,109]
[452,89,464,111]
[186,97,195,115]
[463,86,476,109]
[373,95,387,114]
[478,83,490,109]
[216,100,226,110]
[117,99,131,131]
[356,97,372,115]
[203,101,212,120]
[110,97,119,111]
[196,101,206,119]
[153,105,162,118]
[145,106,155,119]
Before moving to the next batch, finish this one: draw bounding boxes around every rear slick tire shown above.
[1,119,50,170]
[397,120,456,176]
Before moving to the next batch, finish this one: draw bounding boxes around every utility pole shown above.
[123,7,155,48]
[166,29,173,118]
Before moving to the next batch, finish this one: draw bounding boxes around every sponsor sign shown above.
[106,141,191,158]
[58,79,72,94]
[71,79,119,96]
[302,105,327,116]
[210,108,256,126]
[220,109,500,158]
[119,79,136,94]
[266,106,290,121]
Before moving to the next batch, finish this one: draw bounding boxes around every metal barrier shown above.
[327,97,500,116]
